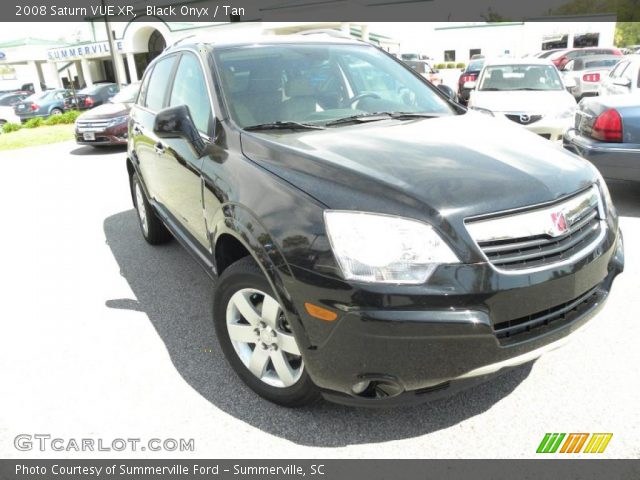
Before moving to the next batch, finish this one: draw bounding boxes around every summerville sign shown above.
[47,40,124,61]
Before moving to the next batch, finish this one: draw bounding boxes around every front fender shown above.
[210,205,313,350]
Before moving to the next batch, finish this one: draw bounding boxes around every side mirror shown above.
[564,77,577,90]
[153,104,206,155]
[437,84,457,101]
[463,80,477,90]
[613,78,632,89]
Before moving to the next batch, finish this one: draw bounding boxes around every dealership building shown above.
[428,16,617,63]
[0,20,396,92]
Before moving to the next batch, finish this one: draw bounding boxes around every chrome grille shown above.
[505,113,543,125]
[76,119,112,130]
[466,186,605,271]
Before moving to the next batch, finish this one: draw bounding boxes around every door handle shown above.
[154,142,165,155]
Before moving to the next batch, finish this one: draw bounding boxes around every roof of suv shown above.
[166,33,366,51]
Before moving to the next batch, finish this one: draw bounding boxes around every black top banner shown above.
[4,0,639,22]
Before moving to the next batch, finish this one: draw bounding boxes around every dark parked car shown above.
[13,89,71,121]
[457,57,485,104]
[564,94,640,183]
[127,36,623,407]
[75,82,140,146]
[69,83,120,110]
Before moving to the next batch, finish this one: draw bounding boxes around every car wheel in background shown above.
[50,108,63,115]
[213,256,320,407]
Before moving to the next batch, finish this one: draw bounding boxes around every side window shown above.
[611,61,628,78]
[169,53,213,134]
[622,63,635,84]
[138,65,154,106]
[145,56,177,111]
[563,60,574,72]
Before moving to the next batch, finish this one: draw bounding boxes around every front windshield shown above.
[110,83,140,103]
[214,44,455,128]
[478,64,564,91]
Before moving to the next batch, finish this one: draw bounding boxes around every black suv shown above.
[126,36,624,407]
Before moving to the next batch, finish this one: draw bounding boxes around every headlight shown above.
[324,211,459,284]
[107,115,128,127]
[591,167,614,216]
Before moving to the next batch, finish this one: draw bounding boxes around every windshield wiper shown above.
[479,88,501,91]
[244,121,325,131]
[510,88,548,91]
[325,111,439,127]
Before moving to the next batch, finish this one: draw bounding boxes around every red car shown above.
[550,47,622,70]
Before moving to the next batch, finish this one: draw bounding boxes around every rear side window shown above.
[169,53,213,134]
[145,56,176,111]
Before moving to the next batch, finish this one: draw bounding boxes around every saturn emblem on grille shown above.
[549,211,568,237]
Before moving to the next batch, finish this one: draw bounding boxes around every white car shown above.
[466,58,577,142]
[598,54,640,97]
[560,55,621,100]
[0,91,26,127]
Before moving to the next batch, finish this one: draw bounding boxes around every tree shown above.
[615,22,640,46]
[551,0,639,21]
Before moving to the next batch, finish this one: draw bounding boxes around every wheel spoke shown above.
[248,346,270,378]
[230,291,262,326]
[261,295,281,328]
[278,332,300,356]
[227,324,257,344]
[270,350,296,386]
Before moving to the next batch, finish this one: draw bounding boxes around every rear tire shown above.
[213,256,320,407]
[131,173,171,245]
[51,108,63,115]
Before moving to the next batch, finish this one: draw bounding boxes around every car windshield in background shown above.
[110,83,140,103]
[25,91,54,101]
[479,64,564,91]
[467,59,485,71]
[584,59,620,69]
[79,86,108,95]
[214,44,455,129]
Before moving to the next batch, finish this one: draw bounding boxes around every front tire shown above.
[131,173,171,245]
[213,257,320,407]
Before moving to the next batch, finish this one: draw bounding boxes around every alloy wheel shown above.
[225,288,303,388]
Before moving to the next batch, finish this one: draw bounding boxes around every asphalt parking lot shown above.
[1,140,639,459]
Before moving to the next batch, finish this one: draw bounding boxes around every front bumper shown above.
[288,226,623,406]
[564,128,640,182]
[518,117,572,142]
[75,123,128,145]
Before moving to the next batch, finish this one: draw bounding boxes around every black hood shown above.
[240,113,596,226]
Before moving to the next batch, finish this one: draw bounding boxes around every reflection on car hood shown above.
[470,90,576,113]
[240,112,595,223]
[78,102,130,120]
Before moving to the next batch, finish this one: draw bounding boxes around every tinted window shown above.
[169,53,212,133]
[145,56,176,111]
